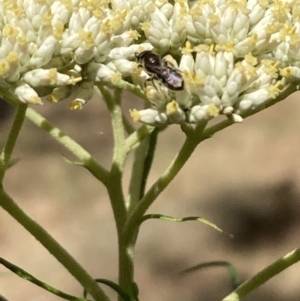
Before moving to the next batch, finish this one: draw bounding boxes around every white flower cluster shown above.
[0,0,299,124]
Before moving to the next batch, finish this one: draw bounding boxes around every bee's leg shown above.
[144,75,154,89]
[144,76,161,91]
[162,55,179,69]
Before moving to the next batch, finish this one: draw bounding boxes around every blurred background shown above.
[0,91,300,301]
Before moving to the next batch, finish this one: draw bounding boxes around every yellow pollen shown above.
[208,13,220,26]
[41,10,53,26]
[101,19,112,34]
[0,61,10,76]
[266,23,280,35]
[28,96,43,105]
[215,42,234,52]
[79,29,95,49]
[3,24,19,38]
[267,83,281,98]
[258,0,268,9]
[261,59,280,76]
[245,65,257,78]
[209,44,216,55]
[6,51,18,64]
[166,100,179,116]
[4,1,25,18]
[280,67,292,77]
[93,8,105,19]
[49,68,58,85]
[190,6,203,19]
[129,30,141,40]
[141,22,150,32]
[130,109,140,122]
[17,35,27,46]
[182,41,193,55]
[202,0,214,5]
[70,100,84,110]
[293,5,300,21]
[53,21,64,40]
[244,53,257,66]
[70,76,82,85]
[193,74,204,87]
[47,94,59,103]
[207,104,219,117]
[228,0,249,14]
[111,72,122,85]
[272,1,289,22]
[193,44,210,53]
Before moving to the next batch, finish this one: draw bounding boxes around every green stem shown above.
[120,124,207,293]
[126,125,154,151]
[25,108,109,185]
[123,125,205,237]
[0,257,91,301]
[0,103,27,182]
[98,86,127,232]
[128,134,150,210]
[97,86,131,298]
[139,127,160,200]
[222,248,300,301]
[122,114,135,135]
[0,187,110,301]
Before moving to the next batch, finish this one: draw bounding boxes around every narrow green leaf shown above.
[83,278,131,301]
[180,261,240,290]
[0,257,89,301]
[141,214,233,237]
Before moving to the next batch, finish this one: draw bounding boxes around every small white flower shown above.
[14,83,42,104]
[0,0,294,123]
[23,68,81,87]
[166,100,186,124]
[130,108,168,126]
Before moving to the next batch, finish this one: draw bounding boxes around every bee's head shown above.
[135,51,160,68]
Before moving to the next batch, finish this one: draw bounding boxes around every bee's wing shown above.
[146,64,166,75]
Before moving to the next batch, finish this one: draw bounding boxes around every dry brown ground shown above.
[1,91,300,301]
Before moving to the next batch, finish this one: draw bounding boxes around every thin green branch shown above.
[0,188,110,301]
[127,135,150,211]
[83,279,131,301]
[97,86,131,299]
[97,86,127,230]
[180,261,240,290]
[139,128,160,200]
[222,248,300,301]
[122,114,135,135]
[0,103,27,182]
[141,214,232,237]
[0,257,91,301]
[25,108,109,185]
[126,125,154,151]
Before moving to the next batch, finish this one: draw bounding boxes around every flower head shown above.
[0,0,297,123]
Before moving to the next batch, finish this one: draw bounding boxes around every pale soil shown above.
[1,91,300,301]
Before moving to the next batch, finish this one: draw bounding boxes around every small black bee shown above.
[135,50,184,91]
